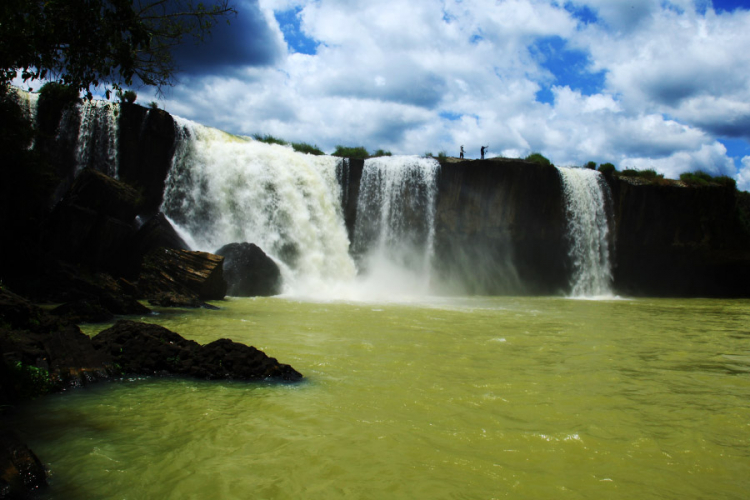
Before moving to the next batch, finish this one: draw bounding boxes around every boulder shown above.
[121,213,191,279]
[43,203,136,275]
[0,288,115,400]
[92,320,302,382]
[0,430,47,498]
[50,299,114,324]
[33,266,150,317]
[62,168,142,223]
[147,292,206,309]
[215,243,282,296]
[43,169,144,276]
[138,248,227,303]
[132,213,190,254]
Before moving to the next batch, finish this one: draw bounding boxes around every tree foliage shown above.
[524,152,552,167]
[0,0,235,98]
[598,162,616,175]
[333,145,370,159]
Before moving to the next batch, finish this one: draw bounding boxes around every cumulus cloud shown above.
[135,0,750,183]
[737,156,750,192]
[170,0,285,75]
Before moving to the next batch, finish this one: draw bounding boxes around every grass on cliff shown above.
[252,134,325,156]
[525,152,553,167]
[620,168,664,181]
[680,171,737,188]
[332,145,370,159]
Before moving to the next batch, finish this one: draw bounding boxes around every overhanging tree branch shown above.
[0,0,236,98]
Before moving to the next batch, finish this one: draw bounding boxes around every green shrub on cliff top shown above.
[680,171,736,189]
[252,133,288,146]
[118,89,137,104]
[291,142,324,155]
[525,152,552,167]
[621,168,663,180]
[39,82,80,105]
[598,163,616,175]
[333,145,370,159]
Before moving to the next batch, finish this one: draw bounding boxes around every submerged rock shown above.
[215,242,282,297]
[92,320,302,382]
[0,430,47,498]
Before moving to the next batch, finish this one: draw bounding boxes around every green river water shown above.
[6,296,750,499]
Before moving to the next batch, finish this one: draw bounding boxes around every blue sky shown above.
[121,0,750,189]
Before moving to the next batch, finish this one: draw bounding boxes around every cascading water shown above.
[72,100,120,177]
[352,156,440,295]
[162,117,357,295]
[556,167,614,297]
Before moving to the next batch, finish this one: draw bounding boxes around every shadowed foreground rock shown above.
[0,431,47,499]
[93,320,302,382]
[0,289,115,400]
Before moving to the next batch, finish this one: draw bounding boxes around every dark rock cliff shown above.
[607,177,750,297]
[433,158,570,295]
[118,104,177,215]
[7,89,749,297]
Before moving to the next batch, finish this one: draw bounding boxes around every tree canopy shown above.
[0,0,235,97]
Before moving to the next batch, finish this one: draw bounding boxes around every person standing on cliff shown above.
[460,145,464,159]
[481,146,487,159]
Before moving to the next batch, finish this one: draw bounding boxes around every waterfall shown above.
[352,156,440,295]
[556,167,614,297]
[162,117,357,295]
[72,100,120,177]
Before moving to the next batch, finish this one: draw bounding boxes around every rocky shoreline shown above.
[1,90,298,498]
[0,286,301,498]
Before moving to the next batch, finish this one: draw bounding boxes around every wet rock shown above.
[131,213,190,254]
[608,178,750,297]
[215,242,282,297]
[61,168,142,222]
[43,169,143,276]
[118,104,177,215]
[0,288,115,401]
[432,158,569,295]
[32,267,150,317]
[147,292,205,309]
[92,320,302,382]
[0,430,47,499]
[50,299,114,324]
[138,248,227,302]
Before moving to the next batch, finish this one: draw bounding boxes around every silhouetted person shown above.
[460,145,464,159]
[480,146,487,159]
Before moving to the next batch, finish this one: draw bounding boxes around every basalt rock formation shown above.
[434,158,570,295]
[5,87,750,299]
[607,177,750,297]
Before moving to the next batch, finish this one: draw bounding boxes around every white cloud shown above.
[133,0,750,179]
[737,156,750,192]
[578,3,750,138]
[622,142,735,179]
